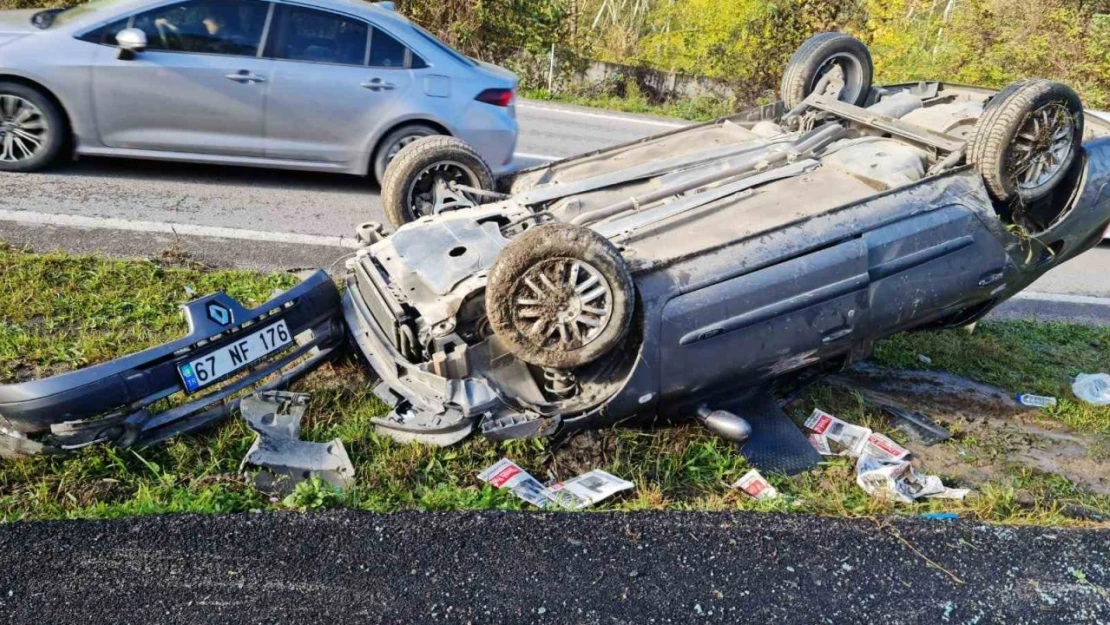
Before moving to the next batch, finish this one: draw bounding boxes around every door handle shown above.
[226,70,266,83]
[360,78,395,91]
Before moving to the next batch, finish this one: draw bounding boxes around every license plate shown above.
[177,320,291,393]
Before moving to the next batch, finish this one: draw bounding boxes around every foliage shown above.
[392,0,572,62]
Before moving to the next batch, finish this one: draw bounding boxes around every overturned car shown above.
[3,34,1109,470]
[348,33,1110,452]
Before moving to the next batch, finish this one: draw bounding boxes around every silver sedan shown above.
[0,0,519,181]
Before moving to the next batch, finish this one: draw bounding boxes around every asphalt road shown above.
[0,98,1107,308]
[1,510,1107,625]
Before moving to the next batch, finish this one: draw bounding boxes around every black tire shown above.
[372,123,440,183]
[380,136,495,228]
[780,32,873,109]
[967,78,1084,204]
[486,223,635,370]
[0,82,67,173]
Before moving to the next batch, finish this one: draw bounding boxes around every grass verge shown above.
[1,246,1108,525]
[521,88,735,122]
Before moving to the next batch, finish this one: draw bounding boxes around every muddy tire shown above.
[486,222,635,369]
[780,32,873,109]
[967,79,1083,204]
[380,136,494,228]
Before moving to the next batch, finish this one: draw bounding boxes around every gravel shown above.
[1,510,1108,624]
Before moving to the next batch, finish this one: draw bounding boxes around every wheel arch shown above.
[0,73,75,139]
[365,117,453,176]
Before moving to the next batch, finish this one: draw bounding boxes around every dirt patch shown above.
[831,364,1110,495]
[547,430,620,480]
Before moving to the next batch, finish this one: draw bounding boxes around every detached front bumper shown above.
[0,271,345,458]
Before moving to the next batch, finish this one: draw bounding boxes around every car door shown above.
[263,5,414,164]
[89,0,273,157]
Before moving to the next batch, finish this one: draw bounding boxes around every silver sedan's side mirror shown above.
[116,28,147,59]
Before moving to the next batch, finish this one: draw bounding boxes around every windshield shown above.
[37,0,131,28]
[409,22,476,67]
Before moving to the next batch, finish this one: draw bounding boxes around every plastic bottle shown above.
[1016,394,1057,408]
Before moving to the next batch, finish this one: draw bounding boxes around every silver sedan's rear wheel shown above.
[0,83,65,173]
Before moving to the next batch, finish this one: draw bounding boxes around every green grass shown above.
[521,88,736,122]
[873,322,1110,435]
[1,246,1108,525]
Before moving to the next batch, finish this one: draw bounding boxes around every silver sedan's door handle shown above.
[226,70,266,83]
[360,78,395,91]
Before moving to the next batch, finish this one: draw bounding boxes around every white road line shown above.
[4,208,1110,309]
[0,209,361,249]
[514,152,564,161]
[518,102,687,128]
[1012,291,1110,307]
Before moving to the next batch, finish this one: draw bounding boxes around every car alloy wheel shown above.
[405,161,480,218]
[0,95,49,163]
[1010,103,1076,191]
[510,257,614,351]
[386,134,424,163]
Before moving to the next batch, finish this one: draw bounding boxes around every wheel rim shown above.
[510,257,613,351]
[809,53,865,104]
[405,160,479,218]
[0,95,49,163]
[1009,103,1076,191]
[386,133,429,163]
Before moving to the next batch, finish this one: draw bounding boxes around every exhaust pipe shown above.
[695,405,752,443]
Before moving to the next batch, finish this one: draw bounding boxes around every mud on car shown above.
[348,33,1110,450]
[3,34,1109,466]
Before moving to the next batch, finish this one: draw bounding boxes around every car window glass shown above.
[274,5,367,65]
[78,16,130,45]
[368,27,406,68]
[410,53,427,69]
[132,0,268,56]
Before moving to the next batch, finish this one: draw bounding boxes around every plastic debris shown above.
[856,453,969,504]
[731,469,779,500]
[918,354,933,365]
[478,458,551,508]
[882,406,951,446]
[541,470,635,509]
[478,460,635,509]
[1016,393,1058,408]
[238,391,356,493]
[919,512,959,521]
[1073,373,1110,406]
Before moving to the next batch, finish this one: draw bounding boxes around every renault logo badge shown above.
[206,302,232,326]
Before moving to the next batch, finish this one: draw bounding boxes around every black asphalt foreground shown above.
[1,511,1108,625]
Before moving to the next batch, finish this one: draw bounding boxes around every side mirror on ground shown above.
[116,28,147,59]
